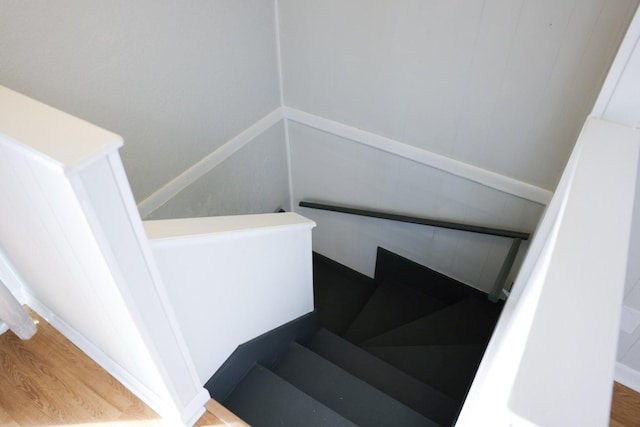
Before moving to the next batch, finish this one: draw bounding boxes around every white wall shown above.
[0,250,24,335]
[0,86,209,425]
[617,162,640,389]
[146,120,290,219]
[0,0,281,205]
[457,117,640,427]
[590,6,640,392]
[593,5,640,129]
[289,120,544,291]
[278,0,637,191]
[2,0,637,310]
[146,213,316,383]
[0,251,22,299]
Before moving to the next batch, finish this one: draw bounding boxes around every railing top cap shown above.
[144,212,316,242]
[0,86,122,171]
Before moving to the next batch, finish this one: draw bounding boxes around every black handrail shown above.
[299,201,530,240]
[299,200,530,302]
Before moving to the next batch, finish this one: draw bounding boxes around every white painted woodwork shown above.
[288,120,544,292]
[278,0,638,191]
[145,213,316,383]
[0,278,35,339]
[2,1,635,220]
[617,161,640,382]
[593,7,640,129]
[139,101,548,293]
[0,86,209,425]
[136,100,547,294]
[0,247,25,302]
[144,118,290,220]
[0,1,281,203]
[590,6,640,393]
[284,107,552,205]
[457,118,640,426]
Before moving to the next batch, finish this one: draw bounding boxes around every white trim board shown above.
[23,293,167,411]
[616,361,640,393]
[284,107,553,206]
[23,291,203,425]
[274,1,295,212]
[137,108,285,218]
[592,6,640,121]
[137,106,553,218]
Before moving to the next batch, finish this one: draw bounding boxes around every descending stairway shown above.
[211,247,504,426]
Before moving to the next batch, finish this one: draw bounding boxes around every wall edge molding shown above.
[137,105,553,220]
[616,361,640,393]
[181,389,211,426]
[137,108,285,218]
[274,0,295,211]
[284,107,552,205]
[591,7,640,120]
[22,291,180,422]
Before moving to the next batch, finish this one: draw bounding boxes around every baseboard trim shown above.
[22,292,192,423]
[616,361,640,393]
[284,107,552,206]
[137,108,285,218]
[181,389,211,426]
[136,106,551,219]
[0,283,27,336]
[204,310,318,402]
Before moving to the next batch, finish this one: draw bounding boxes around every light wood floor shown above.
[0,307,637,426]
[611,382,640,427]
[0,308,236,426]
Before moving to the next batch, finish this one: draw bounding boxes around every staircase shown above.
[210,247,503,426]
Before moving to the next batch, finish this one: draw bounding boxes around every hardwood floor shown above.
[0,307,234,426]
[0,307,163,425]
[0,306,637,426]
[610,382,640,427]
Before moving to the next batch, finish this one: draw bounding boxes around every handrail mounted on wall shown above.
[299,200,530,301]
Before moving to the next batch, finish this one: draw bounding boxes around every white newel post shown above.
[0,85,208,425]
[0,277,35,339]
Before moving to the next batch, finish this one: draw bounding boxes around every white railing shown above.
[0,85,208,424]
[145,212,315,383]
[456,117,640,426]
[0,85,316,425]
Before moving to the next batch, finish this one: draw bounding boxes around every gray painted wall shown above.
[0,1,636,291]
[0,0,281,203]
[147,122,290,219]
[278,0,638,191]
[290,121,544,291]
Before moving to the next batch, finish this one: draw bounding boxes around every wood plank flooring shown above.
[0,307,231,426]
[0,306,637,426]
[610,381,640,427]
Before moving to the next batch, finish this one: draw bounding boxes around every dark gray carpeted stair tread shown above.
[308,328,460,426]
[363,344,485,401]
[344,280,446,344]
[274,342,438,427]
[362,297,502,347]
[224,364,356,427]
[313,252,377,336]
[374,247,484,304]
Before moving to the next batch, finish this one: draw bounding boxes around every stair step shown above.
[363,297,502,347]
[344,280,446,343]
[224,364,356,427]
[364,344,485,401]
[374,247,483,304]
[308,328,460,426]
[313,252,377,335]
[274,342,438,427]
